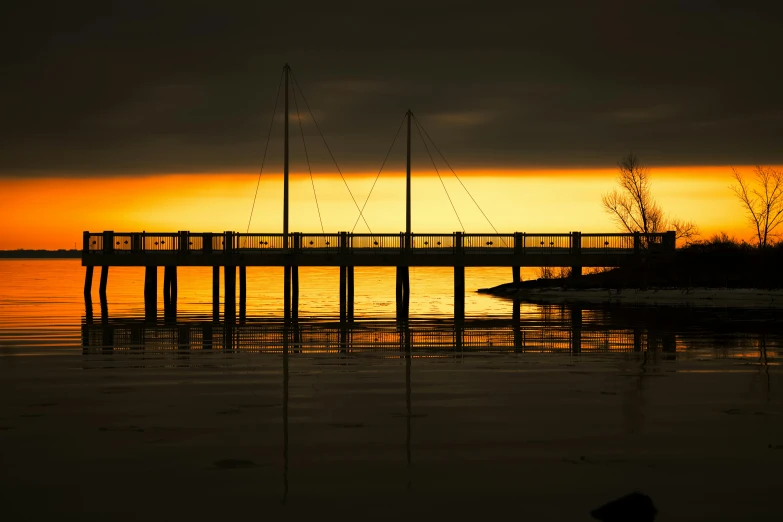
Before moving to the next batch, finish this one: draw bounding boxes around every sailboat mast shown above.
[406,109,411,240]
[284,64,290,244]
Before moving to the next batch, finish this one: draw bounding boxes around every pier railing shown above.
[84,231,675,255]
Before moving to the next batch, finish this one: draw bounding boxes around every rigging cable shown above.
[351,112,407,233]
[290,68,373,233]
[412,113,505,243]
[413,117,465,232]
[292,80,325,233]
[246,67,284,234]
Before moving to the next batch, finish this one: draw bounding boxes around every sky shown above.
[2,2,781,248]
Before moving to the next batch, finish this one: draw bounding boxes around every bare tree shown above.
[602,154,699,243]
[731,166,783,248]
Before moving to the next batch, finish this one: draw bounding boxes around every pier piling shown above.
[212,266,220,322]
[163,266,177,319]
[454,266,465,322]
[284,265,291,323]
[144,267,157,320]
[225,266,236,321]
[291,266,299,322]
[339,266,347,321]
[84,266,94,302]
[347,266,354,322]
[239,266,247,322]
[99,266,109,304]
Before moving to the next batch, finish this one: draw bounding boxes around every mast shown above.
[284,64,290,246]
[406,109,411,242]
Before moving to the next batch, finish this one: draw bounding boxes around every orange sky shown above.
[0,166,768,249]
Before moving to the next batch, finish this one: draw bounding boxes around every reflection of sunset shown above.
[1,166,773,249]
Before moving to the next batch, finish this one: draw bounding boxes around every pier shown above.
[82,229,675,322]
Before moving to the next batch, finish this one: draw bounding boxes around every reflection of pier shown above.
[81,312,677,355]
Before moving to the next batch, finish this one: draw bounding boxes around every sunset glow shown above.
[1,166,767,249]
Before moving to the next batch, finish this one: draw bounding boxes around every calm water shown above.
[2,259,783,520]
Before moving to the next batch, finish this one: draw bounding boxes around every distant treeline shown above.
[0,250,81,258]
[513,235,783,290]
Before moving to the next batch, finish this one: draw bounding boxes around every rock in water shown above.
[591,492,657,521]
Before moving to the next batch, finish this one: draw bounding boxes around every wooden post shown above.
[402,266,410,316]
[239,265,247,322]
[103,231,114,254]
[82,231,90,252]
[512,267,521,284]
[144,266,157,320]
[284,265,291,323]
[339,265,347,322]
[84,266,94,302]
[212,266,220,321]
[225,265,236,321]
[99,266,109,303]
[454,265,465,322]
[633,232,641,254]
[291,265,299,322]
[204,233,213,254]
[347,266,354,322]
[396,266,404,321]
[513,300,522,352]
[170,266,177,316]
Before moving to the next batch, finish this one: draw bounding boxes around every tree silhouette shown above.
[731,166,783,248]
[602,154,698,243]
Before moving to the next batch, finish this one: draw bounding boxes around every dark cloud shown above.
[2,1,781,177]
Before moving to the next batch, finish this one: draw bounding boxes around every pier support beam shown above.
[84,266,94,302]
[291,266,299,323]
[212,266,220,322]
[340,266,347,321]
[347,266,354,322]
[513,300,522,352]
[144,267,157,321]
[512,266,521,284]
[239,266,247,322]
[84,266,94,320]
[225,266,236,322]
[99,266,109,303]
[454,266,465,322]
[163,266,177,320]
[396,267,410,321]
[284,265,291,323]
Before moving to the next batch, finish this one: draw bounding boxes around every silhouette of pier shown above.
[82,230,675,322]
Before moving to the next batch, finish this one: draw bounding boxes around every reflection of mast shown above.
[282,325,289,504]
[404,323,412,489]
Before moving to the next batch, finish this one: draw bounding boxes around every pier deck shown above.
[82,231,675,267]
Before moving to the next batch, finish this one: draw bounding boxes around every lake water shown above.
[1,259,782,521]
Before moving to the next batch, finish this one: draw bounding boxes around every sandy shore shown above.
[480,286,783,307]
[1,349,782,521]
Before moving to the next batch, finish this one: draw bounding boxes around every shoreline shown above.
[478,286,783,308]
